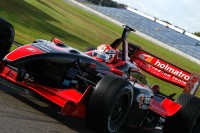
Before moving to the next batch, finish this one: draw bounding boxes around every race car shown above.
[0,18,200,133]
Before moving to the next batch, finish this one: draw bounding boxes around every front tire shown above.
[86,75,133,133]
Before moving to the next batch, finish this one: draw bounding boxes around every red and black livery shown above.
[0,18,200,133]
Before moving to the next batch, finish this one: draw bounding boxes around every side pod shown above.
[0,18,15,60]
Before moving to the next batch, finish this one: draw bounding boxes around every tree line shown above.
[86,0,127,8]
[194,32,200,37]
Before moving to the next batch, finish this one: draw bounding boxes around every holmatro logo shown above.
[154,60,190,81]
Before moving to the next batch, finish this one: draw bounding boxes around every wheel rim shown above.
[111,95,127,123]
[108,92,130,132]
[193,118,200,133]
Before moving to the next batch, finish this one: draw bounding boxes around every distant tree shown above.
[194,32,200,37]
[174,25,184,30]
[87,0,99,5]
[86,0,127,8]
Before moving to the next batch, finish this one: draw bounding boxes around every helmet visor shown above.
[92,51,109,61]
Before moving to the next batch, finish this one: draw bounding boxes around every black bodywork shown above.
[0,18,182,132]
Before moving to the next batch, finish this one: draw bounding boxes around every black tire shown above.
[165,93,200,133]
[0,18,14,60]
[193,118,200,133]
[86,75,133,133]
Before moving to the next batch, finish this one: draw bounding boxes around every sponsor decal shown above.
[26,47,36,52]
[138,53,190,81]
[139,54,153,63]
[5,45,44,61]
[131,49,191,87]
[154,60,190,81]
[136,94,151,109]
[149,64,187,85]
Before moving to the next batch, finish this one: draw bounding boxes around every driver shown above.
[92,44,116,64]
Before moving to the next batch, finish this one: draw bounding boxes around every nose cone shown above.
[5,44,45,62]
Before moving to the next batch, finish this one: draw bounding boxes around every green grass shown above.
[0,0,199,97]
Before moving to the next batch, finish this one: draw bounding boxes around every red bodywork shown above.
[5,45,45,61]
[130,47,200,95]
[149,98,182,117]
[2,39,199,119]
[0,19,199,131]
[0,43,127,118]
[85,51,182,117]
[131,49,190,88]
[1,33,199,124]
[0,65,89,118]
[84,44,199,117]
[1,43,93,118]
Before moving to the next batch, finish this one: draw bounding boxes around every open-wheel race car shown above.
[0,18,200,133]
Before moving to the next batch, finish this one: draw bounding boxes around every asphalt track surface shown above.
[0,78,163,133]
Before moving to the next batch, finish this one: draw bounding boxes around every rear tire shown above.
[86,75,133,133]
[165,93,200,133]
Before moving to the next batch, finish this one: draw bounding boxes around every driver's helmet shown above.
[92,44,116,63]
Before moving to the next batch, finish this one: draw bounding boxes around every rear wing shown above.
[128,43,200,95]
[184,73,200,95]
[110,25,200,95]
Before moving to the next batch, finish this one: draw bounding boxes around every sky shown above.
[113,0,200,33]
